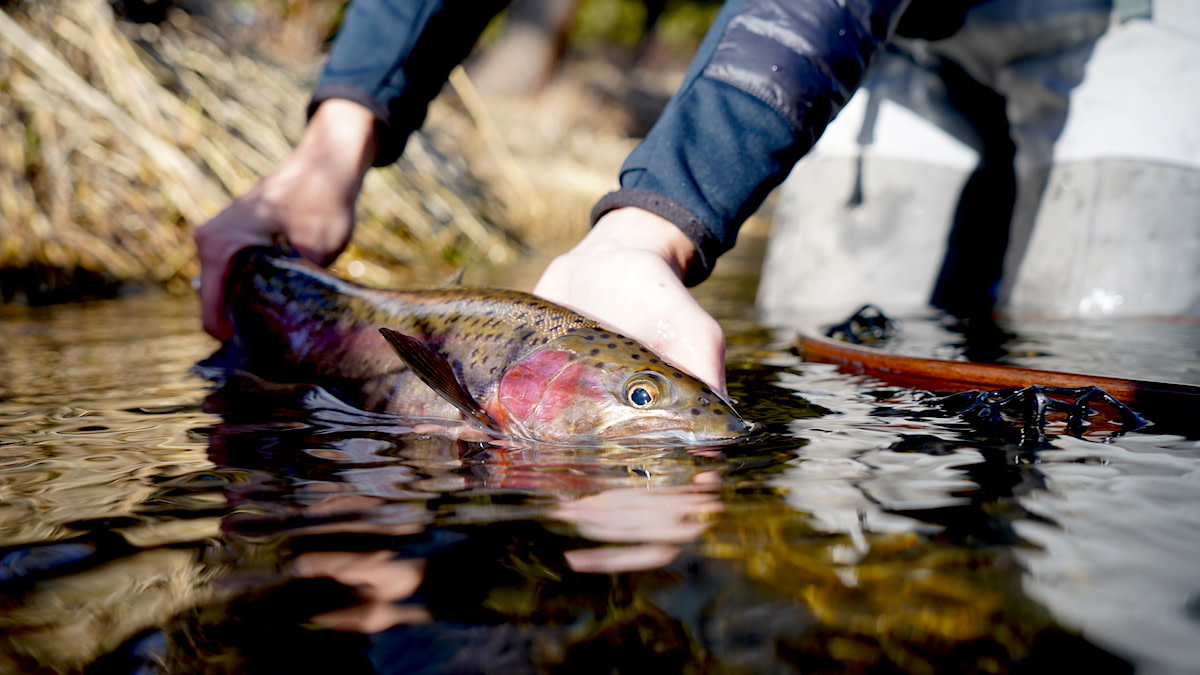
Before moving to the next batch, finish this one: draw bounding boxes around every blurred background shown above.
[0,0,722,304]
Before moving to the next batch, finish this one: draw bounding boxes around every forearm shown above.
[309,0,511,165]
[293,99,378,185]
[596,0,911,285]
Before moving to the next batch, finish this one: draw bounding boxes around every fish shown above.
[217,246,751,445]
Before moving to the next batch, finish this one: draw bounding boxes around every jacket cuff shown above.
[590,189,721,287]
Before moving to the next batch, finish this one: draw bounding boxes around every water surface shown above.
[1,241,1198,674]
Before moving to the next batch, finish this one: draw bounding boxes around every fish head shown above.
[489,327,751,445]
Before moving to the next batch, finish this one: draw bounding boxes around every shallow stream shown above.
[1,236,1198,674]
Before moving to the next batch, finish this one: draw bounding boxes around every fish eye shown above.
[625,376,662,408]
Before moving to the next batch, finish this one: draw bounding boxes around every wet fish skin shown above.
[225,248,750,445]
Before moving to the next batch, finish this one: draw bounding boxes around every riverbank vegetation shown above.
[0,0,715,303]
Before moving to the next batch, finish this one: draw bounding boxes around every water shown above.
[1,238,1199,674]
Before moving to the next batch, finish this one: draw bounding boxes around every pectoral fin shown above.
[378,327,503,435]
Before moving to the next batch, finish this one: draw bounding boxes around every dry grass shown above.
[0,0,586,301]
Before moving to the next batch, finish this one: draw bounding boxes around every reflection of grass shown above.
[702,493,1063,674]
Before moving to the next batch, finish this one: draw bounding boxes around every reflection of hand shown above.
[533,208,728,396]
[554,481,722,543]
[553,473,723,573]
[290,490,431,537]
[292,550,431,633]
[195,99,377,340]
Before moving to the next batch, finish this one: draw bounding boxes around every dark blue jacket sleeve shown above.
[592,0,911,285]
[309,0,511,166]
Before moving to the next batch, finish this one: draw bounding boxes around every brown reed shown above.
[0,0,527,302]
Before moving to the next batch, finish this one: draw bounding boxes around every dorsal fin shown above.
[441,268,467,287]
[378,328,503,435]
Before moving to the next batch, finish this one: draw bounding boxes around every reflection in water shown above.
[0,280,1198,673]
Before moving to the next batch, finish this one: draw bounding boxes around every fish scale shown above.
[222,247,751,445]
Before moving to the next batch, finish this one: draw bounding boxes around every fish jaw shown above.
[489,332,752,445]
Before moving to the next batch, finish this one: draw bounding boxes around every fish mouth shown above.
[594,413,754,445]
[502,413,753,448]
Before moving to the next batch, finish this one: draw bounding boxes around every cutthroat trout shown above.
[219,247,751,445]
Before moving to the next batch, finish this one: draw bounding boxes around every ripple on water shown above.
[0,289,1197,673]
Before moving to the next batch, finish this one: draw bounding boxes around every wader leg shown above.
[928,59,1016,320]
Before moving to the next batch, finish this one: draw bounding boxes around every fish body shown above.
[224,248,750,445]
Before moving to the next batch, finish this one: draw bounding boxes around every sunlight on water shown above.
[0,258,1198,673]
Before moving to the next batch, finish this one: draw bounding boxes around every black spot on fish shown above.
[631,354,640,360]
[590,348,600,355]
[624,340,634,346]
[585,335,594,341]
[607,343,617,349]
[691,408,702,416]
[649,358,659,364]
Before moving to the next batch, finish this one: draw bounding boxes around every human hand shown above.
[555,472,723,573]
[194,99,378,340]
[292,550,432,632]
[533,208,728,395]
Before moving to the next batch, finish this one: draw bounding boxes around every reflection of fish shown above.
[221,247,750,445]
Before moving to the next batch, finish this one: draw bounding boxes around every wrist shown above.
[589,208,697,280]
[293,99,379,184]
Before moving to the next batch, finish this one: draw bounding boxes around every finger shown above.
[195,218,257,341]
[695,322,728,397]
[198,259,233,341]
[641,303,728,397]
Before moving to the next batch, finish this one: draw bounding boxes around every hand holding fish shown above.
[195,100,377,340]
[534,208,729,397]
